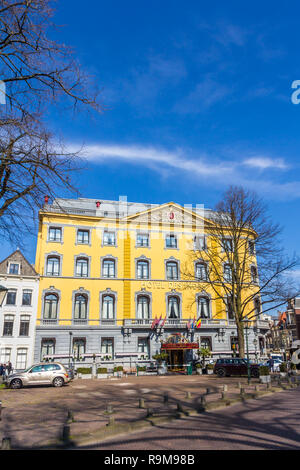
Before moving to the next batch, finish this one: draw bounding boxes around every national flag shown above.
[196,318,202,328]
[191,316,196,330]
[161,316,167,328]
[157,315,162,326]
[151,316,158,329]
[187,318,191,329]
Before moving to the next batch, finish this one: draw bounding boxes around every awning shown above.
[161,342,199,350]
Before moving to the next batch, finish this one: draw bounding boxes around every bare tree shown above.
[182,186,299,358]
[0,1,102,244]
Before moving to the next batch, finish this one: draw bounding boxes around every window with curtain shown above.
[195,262,208,280]
[137,260,149,279]
[40,339,55,360]
[73,338,86,360]
[44,294,58,319]
[74,294,87,319]
[138,338,149,354]
[168,296,180,318]
[101,338,114,355]
[102,259,115,278]
[8,263,19,274]
[46,256,60,276]
[136,233,149,247]
[103,231,116,245]
[6,289,17,305]
[49,227,62,242]
[3,315,14,336]
[102,295,115,319]
[0,348,11,363]
[77,229,89,244]
[76,258,88,277]
[137,295,150,319]
[197,297,210,318]
[16,348,27,369]
[166,261,178,280]
[19,315,30,336]
[22,289,32,306]
[200,337,212,350]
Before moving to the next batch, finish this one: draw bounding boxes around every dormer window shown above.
[8,263,20,275]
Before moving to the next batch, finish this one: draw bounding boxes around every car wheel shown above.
[217,368,226,377]
[53,376,64,387]
[10,378,22,389]
[251,369,259,378]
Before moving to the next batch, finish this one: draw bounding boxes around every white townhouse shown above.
[0,249,39,370]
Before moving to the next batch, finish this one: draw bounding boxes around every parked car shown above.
[4,363,72,389]
[213,358,259,378]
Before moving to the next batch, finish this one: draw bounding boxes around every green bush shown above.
[206,363,214,370]
[195,363,202,368]
[113,366,123,372]
[259,365,270,376]
[97,367,107,374]
[76,367,92,374]
[152,352,168,362]
[137,366,146,371]
[291,362,296,370]
[279,362,287,372]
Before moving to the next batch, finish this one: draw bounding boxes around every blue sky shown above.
[3,0,300,279]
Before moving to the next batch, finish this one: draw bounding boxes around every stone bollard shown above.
[177,402,184,412]
[206,387,211,395]
[139,398,145,409]
[146,408,153,417]
[266,381,271,390]
[255,385,259,392]
[106,415,115,427]
[222,385,228,392]
[1,438,11,450]
[62,424,71,445]
[163,392,169,404]
[186,391,192,399]
[221,391,227,400]
[240,387,245,396]
[106,404,114,414]
[201,395,206,406]
[67,410,75,424]
[237,382,242,389]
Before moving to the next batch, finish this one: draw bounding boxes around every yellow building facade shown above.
[33,197,269,368]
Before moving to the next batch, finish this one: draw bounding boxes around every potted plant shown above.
[137,366,146,376]
[279,362,287,377]
[153,352,168,375]
[97,367,108,379]
[291,363,297,375]
[76,367,92,379]
[195,363,202,375]
[259,365,271,383]
[113,365,123,377]
[206,363,214,375]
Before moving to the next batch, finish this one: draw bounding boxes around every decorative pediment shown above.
[124,202,211,227]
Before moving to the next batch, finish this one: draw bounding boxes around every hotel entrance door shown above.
[168,349,184,370]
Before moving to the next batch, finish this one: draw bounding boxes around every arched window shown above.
[44,294,58,319]
[137,260,149,279]
[168,296,180,318]
[137,295,150,319]
[102,295,115,320]
[46,257,60,276]
[197,296,210,318]
[74,294,87,320]
[102,259,115,278]
[166,261,178,280]
[195,262,208,281]
[76,258,88,277]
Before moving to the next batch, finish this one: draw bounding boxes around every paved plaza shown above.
[0,374,298,449]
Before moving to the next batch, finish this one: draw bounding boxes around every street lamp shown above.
[253,338,258,363]
[243,319,251,385]
[0,285,8,307]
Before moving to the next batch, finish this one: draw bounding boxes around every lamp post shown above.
[243,320,251,385]
[253,338,258,363]
[68,331,73,370]
[0,285,8,308]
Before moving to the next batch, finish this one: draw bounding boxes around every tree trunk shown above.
[236,321,245,358]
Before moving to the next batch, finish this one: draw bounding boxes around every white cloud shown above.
[243,157,288,170]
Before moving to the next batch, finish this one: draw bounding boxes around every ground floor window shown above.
[200,337,212,350]
[73,338,86,360]
[0,348,11,363]
[16,348,27,369]
[40,339,55,361]
[101,338,114,358]
[138,337,149,355]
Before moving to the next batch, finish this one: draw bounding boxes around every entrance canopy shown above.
[161,333,198,350]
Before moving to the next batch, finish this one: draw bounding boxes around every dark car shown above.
[213,358,259,378]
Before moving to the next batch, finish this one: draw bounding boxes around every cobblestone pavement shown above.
[83,387,300,450]
[0,374,297,449]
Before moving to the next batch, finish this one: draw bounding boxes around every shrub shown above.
[97,367,107,374]
[291,362,296,370]
[113,366,123,372]
[152,353,168,363]
[195,363,202,368]
[279,362,287,372]
[206,363,214,370]
[76,367,92,374]
[259,365,270,376]
[137,366,146,371]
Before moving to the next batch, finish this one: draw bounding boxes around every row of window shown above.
[2,315,30,337]
[3,289,33,306]
[40,336,213,361]
[42,291,261,321]
[0,348,28,369]
[48,227,256,254]
[45,255,259,283]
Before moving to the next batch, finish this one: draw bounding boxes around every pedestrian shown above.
[7,362,13,375]
[2,364,7,381]
[268,357,274,373]
[0,364,3,382]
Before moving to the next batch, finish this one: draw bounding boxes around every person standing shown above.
[7,362,12,375]
[269,357,274,373]
[0,364,3,382]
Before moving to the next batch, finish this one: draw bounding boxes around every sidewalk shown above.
[0,374,297,449]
